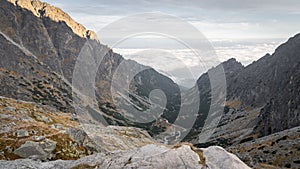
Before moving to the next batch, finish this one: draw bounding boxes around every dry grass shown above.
[0,97,85,160]
[225,100,242,109]
[71,164,97,169]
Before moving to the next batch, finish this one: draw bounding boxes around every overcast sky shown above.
[44,0,300,39]
[43,0,300,87]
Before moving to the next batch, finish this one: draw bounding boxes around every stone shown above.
[13,139,57,161]
[13,141,48,160]
[5,146,13,153]
[16,108,28,115]
[49,124,64,129]
[39,139,57,153]
[16,130,29,138]
[4,106,16,112]
[67,127,102,153]
[8,122,16,126]
[33,136,45,142]
[32,113,53,123]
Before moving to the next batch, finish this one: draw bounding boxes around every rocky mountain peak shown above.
[7,0,98,40]
[222,58,244,74]
[222,58,242,66]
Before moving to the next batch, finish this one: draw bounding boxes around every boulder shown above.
[13,139,57,161]
[67,128,103,153]
[202,146,251,169]
[13,141,48,160]
[80,125,155,152]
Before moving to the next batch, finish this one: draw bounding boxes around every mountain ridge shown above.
[182,32,300,168]
[0,0,182,135]
[7,0,98,40]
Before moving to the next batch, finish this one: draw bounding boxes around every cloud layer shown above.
[113,38,284,87]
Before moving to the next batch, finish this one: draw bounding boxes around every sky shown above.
[44,0,300,87]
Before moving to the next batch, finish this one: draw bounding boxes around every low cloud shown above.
[114,39,284,87]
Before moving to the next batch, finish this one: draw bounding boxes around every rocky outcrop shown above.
[7,0,98,40]
[0,96,86,161]
[0,144,251,169]
[202,146,251,169]
[78,125,155,152]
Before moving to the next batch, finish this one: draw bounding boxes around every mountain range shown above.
[0,0,299,168]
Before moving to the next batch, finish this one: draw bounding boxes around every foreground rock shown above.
[0,97,251,168]
[0,144,250,169]
[79,124,155,152]
[202,146,251,169]
[0,96,157,161]
[13,139,56,160]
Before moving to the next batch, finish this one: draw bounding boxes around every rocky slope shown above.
[182,34,300,168]
[0,0,181,135]
[0,96,251,168]
[0,96,155,160]
[228,126,300,169]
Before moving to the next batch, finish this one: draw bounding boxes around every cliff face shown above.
[251,34,300,136]
[225,34,300,137]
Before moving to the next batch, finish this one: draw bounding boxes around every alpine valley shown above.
[0,0,299,168]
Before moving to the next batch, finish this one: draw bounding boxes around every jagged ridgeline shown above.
[184,34,300,144]
[0,0,182,135]
[181,35,300,168]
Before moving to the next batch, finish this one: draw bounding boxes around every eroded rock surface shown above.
[0,144,251,169]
